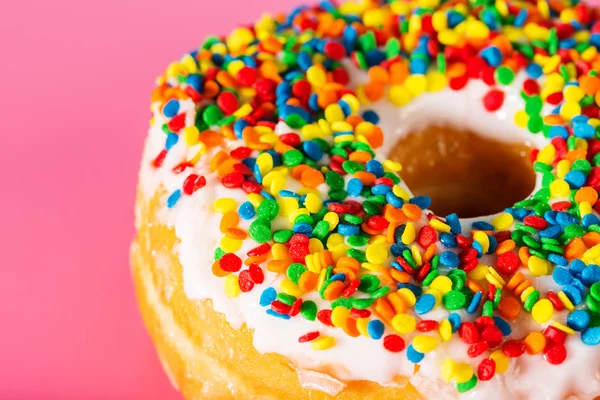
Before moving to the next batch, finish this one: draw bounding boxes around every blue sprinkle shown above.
[165,133,179,150]
[548,253,568,266]
[548,125,569,139]
[390,245,405,257]
[564,170,586,189]
[397,282,422,297]
[480,46,503,67]
[583,214,600,228]
[293,223,313,234]
[372,184,392,195]
[487,235,498,254]
[526,62,542,78]
[167,190,181,208]
[338,224,360,236]
[260,287,277,306]
[493,316,512,336]
[415,294,436,315]
[386,192,404,208]
[582,265,600,287]
[440,232,458,248]
[553,267,573,286]
[472,241,483,258]
[186,74,203,92]
[260,191,275,200]
[572,115,589,124]
[446,213,462,235]
[467,291,482,314]
[440,251,460,268]
[472,221,495,230]
[303,140,323,161]
[544,210,558,225]
[563,284,583,305]
[570,259,586,276]
[368,319,385,340]
[366,160,384,177]
[581,327,600,346]
[394,225,406,244]
[556,212,578,226]
[238,201,256,220]
[407,345,425,363]
[410,196,432,210]
[539,225,562,238]
[253,163,263,184]
[448,313,461,333]
[347,178,363,197]
[362,110,380,124]
[410,57,428,74]
[162,99,180,117]
[574,122,595,139]
[266,309,291,320]
[280,190,300,198]
[329,273,347,282]
[572,277,586,294]
[568,310,591,331]
[514,9,528,27]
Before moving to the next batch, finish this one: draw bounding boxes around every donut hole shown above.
[388,125,536,219]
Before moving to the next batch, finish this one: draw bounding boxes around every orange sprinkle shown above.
[362,223,383,235]
[564,148,587,163]
[389,268,411,284]
[368,66,390,84]
[298,271,319,292]
[225,227,247,240]
[383,205,407,223]
[565,237,587,260]
[362,126,384,149]
[217,157,237,177]
[580,75,600,95]
[336,256,360,271]
[300,168,325,188]
[354,171,377,185]
[373,298,395,322]
[344,317,361,337]
[345,115,364,128]
[216,70,237,88]
[333,266,356,281]
[220,211,240,231]
[211,151,229,171]
[245,254,268,265]
[583,231,600,248]
[505,271,525,291]
[575,186,598,205]
[495,239,516,255]
[389,61,409,84]
[200,129,223,148]
[518,246,531,266]
[291,164,311,180]
[203,80,220,99]
[423,243,437,262]
[386,292,408,314]
[317,89,339,108]
[446,62,467,78]
[402,203,422,220]
[267,260,291,273]
[364,81,386,101]
[497,295,521,320]
[379,268,396,286]
[466,279,485,294]
[349,151,373,163]
[212,261,230,277]
[320,251,334,269]
[323,280,345,300]
[524,331,547,355]
[514,280,533,297]
[387,222,398,244]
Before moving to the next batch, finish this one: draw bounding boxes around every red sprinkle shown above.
[368,215,390,231]
[524,215,548,229]
[238,270,255,292]
[289,299,303,316]
[271,300,291,315]
[351,308,371,319]
[183,174,207,195]
[383,334,406,353]
[478,358,496,381]
[152,150,168,168]
[547,291,565,311]
[544,342,567,365]
[483,89,505,111]
[417,320,439,332]
[468,341,489,358]
[298,331,320,343]
[222,172,245,188]
[459,322,480,344]
[248,243,271,257]
[248,263,264,284]
[480,326,503,348]
[341,279,361,298]
[502,340,525,357]
[317,309,334,327]
[496,252,520,274]
[417,226,437,248]
[544,326,567,344]
[219,253,242,272]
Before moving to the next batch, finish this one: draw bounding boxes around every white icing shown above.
[138,71,600,399]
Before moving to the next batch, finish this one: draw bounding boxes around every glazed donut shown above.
[132,0,600,398]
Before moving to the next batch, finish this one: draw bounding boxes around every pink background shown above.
[0,0,299,399]
[4,1,600,399]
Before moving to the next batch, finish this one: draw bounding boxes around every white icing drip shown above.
[138,72,600,399]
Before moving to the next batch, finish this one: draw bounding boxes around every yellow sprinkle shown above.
[309,238,324,253]
[306,65,327,87]
[428,219,450,233]
[182,125,200,145]
[486,273,504,289]
[520,286,535,303]
[431,276,453,294]
[564,85,585,103]
[473,231,490,253]
[214,198,237,213]
[488,267,506,286]
[331,306,350,328]
[426,71,447,92]
[224,274,240,298]
[438,29,459,45]
[392,313,417,334]
[304,193,322,214]
[272,243,290,260]
[432,11,447,31]
[549,179,570,198]
[580,201,592,217]
[280,279,303,298]
[557,291,575,311]
[528,256,552,277]
[453,363,474,383]
[405,74,428,97]
[556,159,571,179]
[412,335,439,353]
[388,85,412,106]
[247,193,264,207]
[560,101,582,121]
[469,264,490,281]
[279,197,299,217]
[531,298,553,324]
[398,288,417,307]
[341,94,360,114]
[441,358,456,382]
[537,144,556,164]
[514,110,529,128]
[411,245,423,267]
[356,318,370,338]
[551,321,575,335]
[491,213,514,230]
[402,222,416,245]
[490,349,509,374]
[324,104,345,123]
[220,236,242,253]
[439,319,452,342]
[366,243,389,264]
[311,336,336,350]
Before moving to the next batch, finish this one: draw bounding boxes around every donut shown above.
[132,0,600,398]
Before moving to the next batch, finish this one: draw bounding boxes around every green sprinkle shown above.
[277,293,297,306]
[282,149,304,166]
[457,375,478,393]
[287,263,307,284]
[348,235,370,247]
[524,290,540,312]
[358,274,380,293]
[257,199,280,220]
[372,286,390,299]
[300,300,317,321]
[273,229,294,243]
[442,290,467,310]
[325,171,345,190]
[249,218,272,243]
